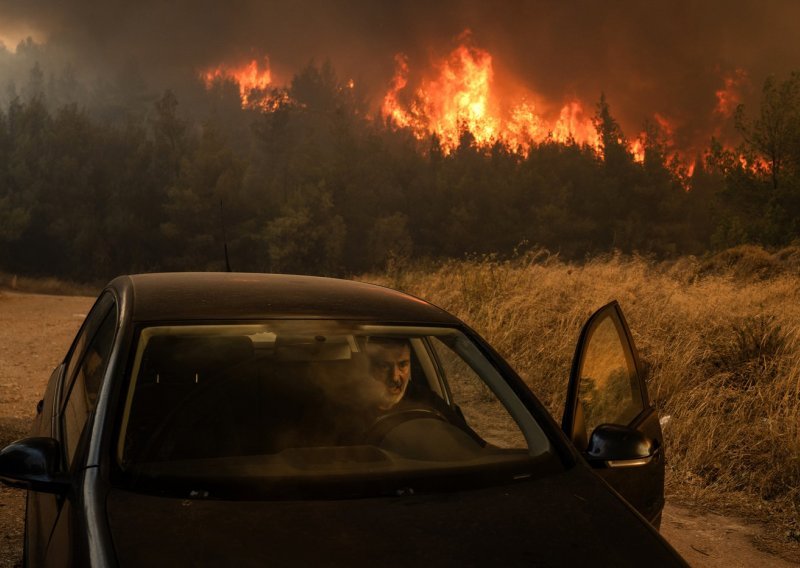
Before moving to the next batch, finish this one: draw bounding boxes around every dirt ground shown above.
[0,290,797,567]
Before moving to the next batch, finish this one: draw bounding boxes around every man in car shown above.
[321,336,434,443]
[357,336,487,455]
[364,336,413,411]
[321,336,478,446]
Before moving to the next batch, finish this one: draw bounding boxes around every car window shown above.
[428,337,527,449]
[116,322,553,498]
[60,293,115,408]
[577,313,643,438]
[62,306,117,466]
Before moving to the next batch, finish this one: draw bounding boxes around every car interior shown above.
[118,328,502,469]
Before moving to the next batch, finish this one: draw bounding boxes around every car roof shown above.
[109,272,460,324]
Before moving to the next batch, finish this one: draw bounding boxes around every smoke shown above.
[1,0,799,150]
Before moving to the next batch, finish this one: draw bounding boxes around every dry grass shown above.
[363,247,800,542]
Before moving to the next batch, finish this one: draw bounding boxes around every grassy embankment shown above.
[364,245,800,541]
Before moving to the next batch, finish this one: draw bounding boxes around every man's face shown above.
[367,342,411,410]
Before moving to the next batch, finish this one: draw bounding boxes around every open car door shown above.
[562,301,665,527]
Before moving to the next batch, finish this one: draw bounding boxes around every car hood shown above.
[106,465,685,567]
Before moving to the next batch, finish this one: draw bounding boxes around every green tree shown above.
[152,90,189,183]
[160,124,246,271]
[710,72,800,246]
[735,72,800,190]
[263,181,346,275]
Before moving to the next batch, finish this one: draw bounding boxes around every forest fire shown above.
[381,41,602,154]
[197,39,747,174]
[715,68,747,118]
[382,44,501,150]
[201,57,272,105]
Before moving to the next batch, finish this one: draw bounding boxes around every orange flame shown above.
[382,45,500,150]
[715,68,747,118]
[201,57,272,105]
[197,41,717,178]
[630,137,645,163]
[381,39,603,154]
[551,101,599,149]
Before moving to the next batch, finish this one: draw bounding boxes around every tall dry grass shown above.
[363,247,800,539]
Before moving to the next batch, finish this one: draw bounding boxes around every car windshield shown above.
[116,321,554,498]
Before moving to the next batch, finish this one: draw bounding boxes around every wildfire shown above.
[382,45,501,150]
[196,39,744,179]
[201,57,272,106]
[715,68,747,118]
[381,39,602,155]
[630,137,645,163]
[551,101,599,149]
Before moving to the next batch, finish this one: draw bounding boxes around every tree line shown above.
[0,61,798,282]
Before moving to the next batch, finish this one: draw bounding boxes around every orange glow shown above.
[382,44,500,150]
[505,100,543,152]
[201,57,272,106]
[198,41,734,177]
[649,113,699,173]
[738,154,769,172]
[382,39,606,155]
[715,69,747,118]
[653,113,675,143]
[630,137,645,163]
[0,25,46,53]
[551,101,598,149]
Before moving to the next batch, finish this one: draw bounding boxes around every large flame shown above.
[630,137,646,163]
[382,45,502,150]
[201,57,272,106]
[198,41,751,178]
[382,41,604,154]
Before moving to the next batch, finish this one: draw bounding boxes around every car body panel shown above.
[105,465,683,567]
[117,273,458,324]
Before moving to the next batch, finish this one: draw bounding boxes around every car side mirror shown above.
[0,437,71,494]
[585,424,660,468]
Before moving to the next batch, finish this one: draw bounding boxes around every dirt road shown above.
[0,291,796,567]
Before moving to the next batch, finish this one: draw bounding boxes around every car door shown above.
[561,301,665,526]
[26,292,117,566]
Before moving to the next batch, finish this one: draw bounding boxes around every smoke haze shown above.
[1,0,799,149]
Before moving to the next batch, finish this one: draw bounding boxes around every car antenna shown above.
[219,198,232,272]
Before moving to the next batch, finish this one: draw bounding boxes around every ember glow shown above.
[715,68,748,118]
[630,137,646,163]
[550,101,598,150]
[201,57,272,105]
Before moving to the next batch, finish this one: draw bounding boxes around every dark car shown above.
[0,273,686,566]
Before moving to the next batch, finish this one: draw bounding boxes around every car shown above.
[0,272,687,566]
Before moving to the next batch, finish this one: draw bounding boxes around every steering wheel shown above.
[364,407,448,446]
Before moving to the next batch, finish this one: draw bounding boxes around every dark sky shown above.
[1,0,799,150]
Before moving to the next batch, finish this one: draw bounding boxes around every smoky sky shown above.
[2,0,799,149]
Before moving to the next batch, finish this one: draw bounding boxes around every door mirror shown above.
[585,423,659,468]
[0,437,70,493]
